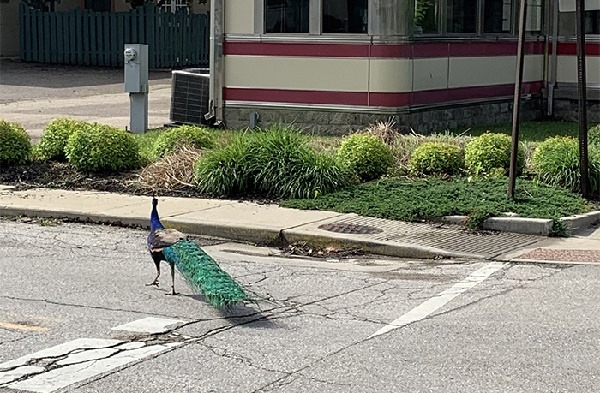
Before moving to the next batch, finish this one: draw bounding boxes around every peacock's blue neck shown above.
[150,206,165,231]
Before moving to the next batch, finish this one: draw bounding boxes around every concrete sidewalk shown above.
[2,185,600,265]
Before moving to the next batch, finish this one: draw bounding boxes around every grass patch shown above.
[281,176,593,223]
[451,121,581,142]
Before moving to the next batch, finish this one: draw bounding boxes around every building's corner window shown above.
[415,0,439,34]
[483,0,512,33]
[526,0,543,32]
[322,0,368,33]
[265,0,310,33]
[446,0,477,33]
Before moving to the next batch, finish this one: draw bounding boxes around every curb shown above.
[0,206,484,260]
[443,211,600,236]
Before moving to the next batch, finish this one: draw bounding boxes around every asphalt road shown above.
[1,220,599,392]
[0,59,173,142]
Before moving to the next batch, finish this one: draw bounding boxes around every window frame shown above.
[259,0,372,36]
[413,0,543,37]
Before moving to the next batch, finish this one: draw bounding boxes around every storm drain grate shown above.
[319,222,384,235]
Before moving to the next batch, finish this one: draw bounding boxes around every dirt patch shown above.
[0,160,206,198]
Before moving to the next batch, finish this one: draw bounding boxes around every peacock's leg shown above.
[146,259,160,287]
[166,262,179,295]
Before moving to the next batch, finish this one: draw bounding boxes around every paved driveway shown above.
[0,59,172,142]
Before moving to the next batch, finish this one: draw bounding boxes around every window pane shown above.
[526,0,542,32]
[322,0,368,33]
[265,0,309,33]
[446,0,477,33]
[586,10,600,34]
[484,0,512,33]
[415,0,439,34]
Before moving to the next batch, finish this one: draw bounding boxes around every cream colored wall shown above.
[412,58,448,91]
[448,55,544,88]
[224,53,546,97]
[225,56,369,91]
[0,1,19,57]
[369,59,413,92]
[556,56,600,85]
[224,0,255,34]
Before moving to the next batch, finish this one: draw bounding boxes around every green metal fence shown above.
[19,3,209,68]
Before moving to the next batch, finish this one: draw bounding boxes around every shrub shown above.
[464,132,524,175]
[153,125,216,157]
[65,123,141,172]
[336,133,394,181]
[0,120,31,166]
[530,136,600,193]
[195,126,352,198]
[194,136,252,196]
[408,142,464,176]
[588,124,600,146]
[37,118,86,161]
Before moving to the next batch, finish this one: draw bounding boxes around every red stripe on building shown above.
[224,88,369,106]
[556,42,600,56]
[224,82,544,108]
[223,42,370,57]
[224,40,545,58]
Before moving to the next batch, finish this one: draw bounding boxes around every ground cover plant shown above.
[281,176,592,229]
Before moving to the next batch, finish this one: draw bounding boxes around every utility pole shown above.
[508,0,528,199]
[576,0,589,198]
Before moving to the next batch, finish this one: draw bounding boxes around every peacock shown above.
[146,197,248,308]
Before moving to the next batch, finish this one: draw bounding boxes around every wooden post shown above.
[508,0,528,198]
[576,0,589,198]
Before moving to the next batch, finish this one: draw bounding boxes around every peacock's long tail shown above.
[163,240,247,308]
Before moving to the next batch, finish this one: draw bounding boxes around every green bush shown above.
[336,133,394,181]
[588,124,600,146]
[37,118,86,161]
[195,126,352,198]
[65,123,141,172]
[464,132,524,175]
[0,120,31,166]
[530,136,600,193]
[153,125,216,157]
[194,136,252,196]
[408,142,464,176]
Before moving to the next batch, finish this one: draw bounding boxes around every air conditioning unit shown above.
[170,68,210,125]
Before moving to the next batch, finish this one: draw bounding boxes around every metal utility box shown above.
[124,44,148,93]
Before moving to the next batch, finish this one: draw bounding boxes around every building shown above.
[207,0,599,133]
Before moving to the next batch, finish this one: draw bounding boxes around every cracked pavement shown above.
[1,220,599,392]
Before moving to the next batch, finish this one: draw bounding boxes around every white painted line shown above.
[8,342,183,393]
[111,317,189,334]
[0,366,45,384]
[0,338,122,369]
[369,262,506,338]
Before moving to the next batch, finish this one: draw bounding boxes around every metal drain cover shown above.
[319,222,384,235]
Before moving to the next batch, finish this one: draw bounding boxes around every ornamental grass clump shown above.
[0,120,31,166]
[464,132,524,175]
[152,125,216,158]
[530,136,600,194]
[336,133,394,181]
[194,125,352,199]
[408,141,464,176]
[65,123,141,172]
[37,118,87,161]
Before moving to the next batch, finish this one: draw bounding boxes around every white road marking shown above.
[111,317,189,334]
[0,317,190,392]
[369,262,507,338]
[8,342,182,393]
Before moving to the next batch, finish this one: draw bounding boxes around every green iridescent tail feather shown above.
[163,240,247,308]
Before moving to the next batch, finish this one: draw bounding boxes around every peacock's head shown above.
[152,196,158,208]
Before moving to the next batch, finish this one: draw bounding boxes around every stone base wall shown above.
[223,97,544,134]
[553,98,600,124]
